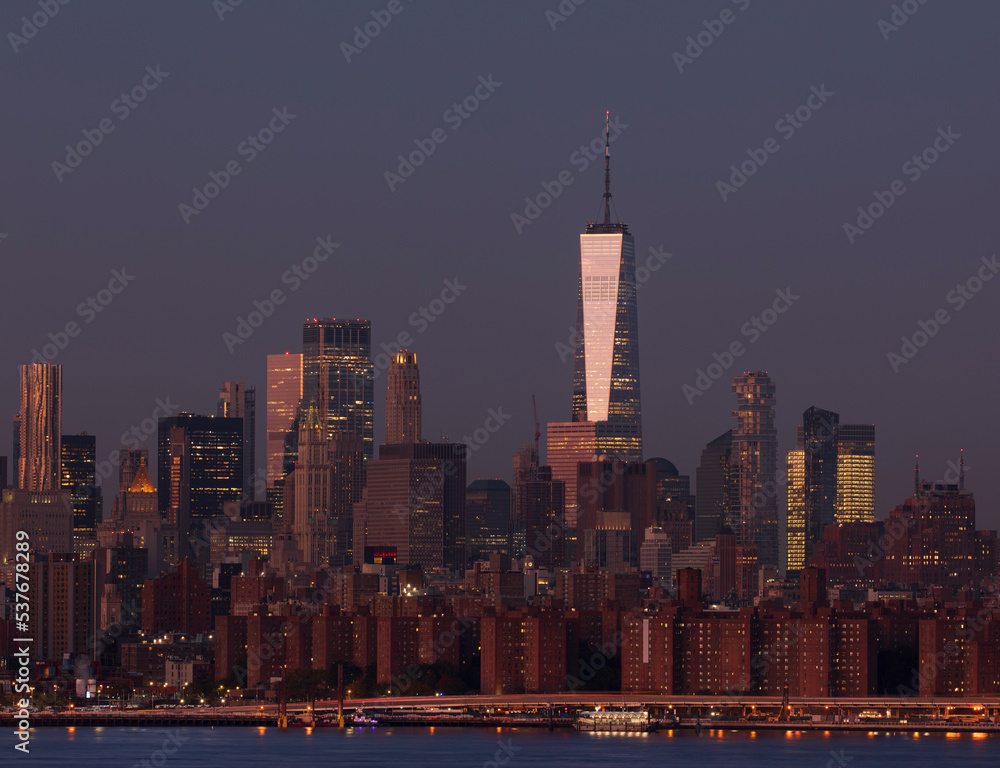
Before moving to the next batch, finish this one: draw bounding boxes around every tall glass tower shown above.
[302,319,375,461]
[732,371,778,571]
[18,362,62,491]
[570,113,642,461]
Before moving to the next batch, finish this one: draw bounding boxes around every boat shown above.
[574,708,653,732]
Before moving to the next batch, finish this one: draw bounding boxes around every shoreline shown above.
[3,714,999,734]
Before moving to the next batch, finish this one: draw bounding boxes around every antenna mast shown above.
[603,110,612,227]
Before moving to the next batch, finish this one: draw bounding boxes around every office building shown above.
[519,466,566,569]
[302,319,375,460]
[61,432,99,544]
[545,420,597,536]
[156,414,243,533]
[786,439,806,572]
[836,424,876,523]
[353,442,466,572]
[695,430,733,543]
[266,352,302,489]
[569,116,642,461]
[0,488,73,563]
[385,351,421,445]
[218,381,256,500]
[466,479,512,562]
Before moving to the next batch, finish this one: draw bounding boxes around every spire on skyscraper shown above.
[959,449,965,491]
[603,110,612,228]
[914,454,920,496]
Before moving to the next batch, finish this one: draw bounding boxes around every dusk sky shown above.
[3,1,998,528]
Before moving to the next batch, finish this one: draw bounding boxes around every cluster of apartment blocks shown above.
[197,565,1000,699]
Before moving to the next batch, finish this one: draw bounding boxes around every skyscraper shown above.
[520,466,566,569]
[218,381,256,500]
[17,362,62,491]
[803,406,839,561]
[544,421,597,551]
[61,433,100,545]
[731,372,778,571]
[785,435,806,572]
[570,114,642,461]
[156,414,243,533]
[354,442,466,572]
[266,353,302,489]
[788,409,876,567]
[835,424,876,524]
[511,442,538,556]
[466,478,512,562]
[695,430,734,543]
[291,406,365,568]
[385,351,421,445]
[302,319,374,460]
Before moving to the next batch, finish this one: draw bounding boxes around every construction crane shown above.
[532,395,540,461]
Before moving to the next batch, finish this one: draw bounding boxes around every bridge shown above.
[6,694,998,729]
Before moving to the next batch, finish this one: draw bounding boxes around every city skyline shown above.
[2,2,998,532]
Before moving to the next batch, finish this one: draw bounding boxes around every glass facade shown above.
[785,447,806,571]
[572,228,642,461]
[60,433,99,539]
[467,478,512,563]
[803,406,839,559]
[157,414,244,530]
[18,362,62,492]
[218,381,256,500]
[302,319,374,461]
[731,372,778,571]
[695,430,734,543]
[835,424,876,524]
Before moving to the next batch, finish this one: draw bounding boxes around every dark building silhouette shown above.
[732,372,778,571]
[803,406,839,561]
[466,478,512,563]
[218,382,256,501]
[695,430,733,543]
[61,433,100,545]
[156,414,243,534]
[519,467,566,569]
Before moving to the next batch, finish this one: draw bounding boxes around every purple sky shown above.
[3,1,998,529]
